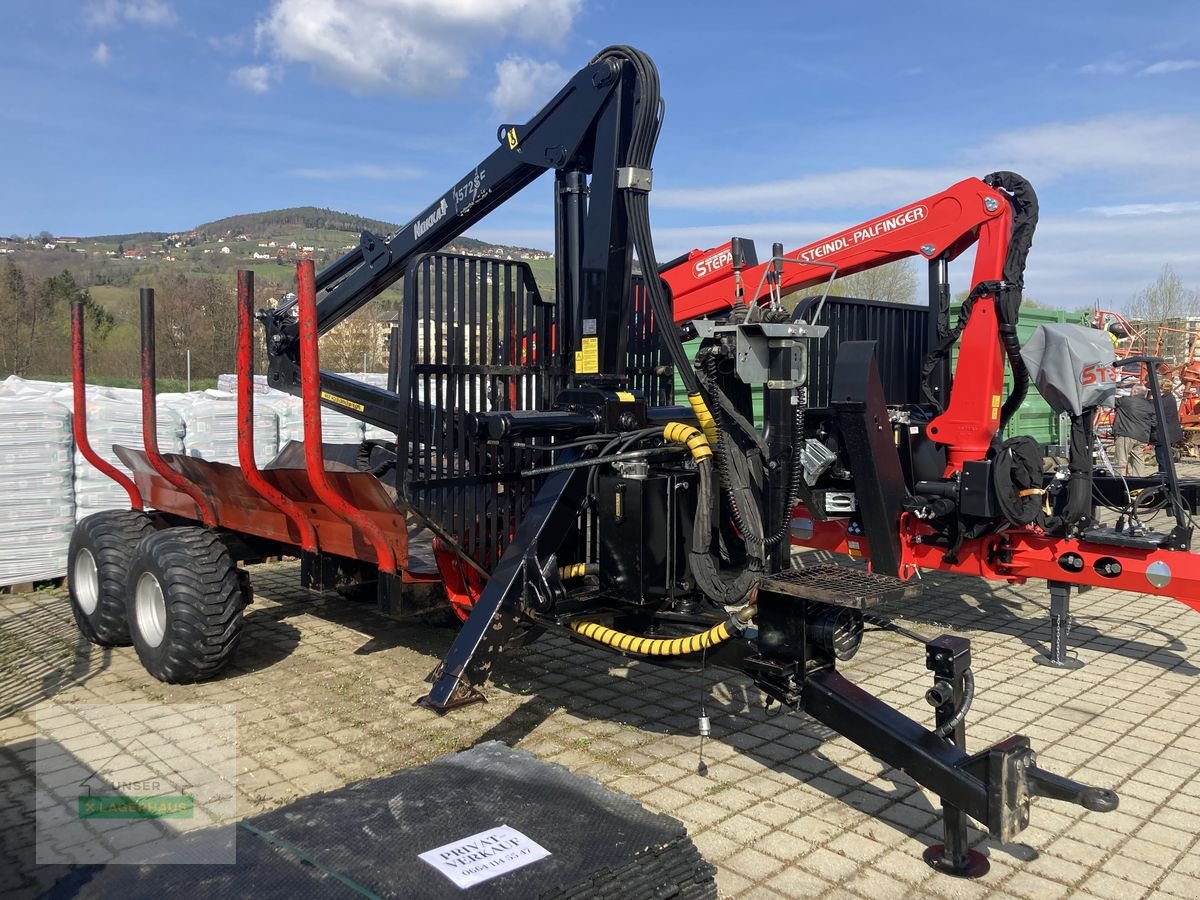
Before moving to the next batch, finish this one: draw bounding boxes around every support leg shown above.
[923,635,989,878]
[1034,581,1084,669]
[418,465,586,713]
[301,552,339,594]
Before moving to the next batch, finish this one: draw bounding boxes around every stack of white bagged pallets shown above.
[0,397,75,584]
[222,371,386,443]
[216,372,271,395]
[273,395,365,447]
[72,387,185,521]
[340,373,399,443]
[179,390,278,466]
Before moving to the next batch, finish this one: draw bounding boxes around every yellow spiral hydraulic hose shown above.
[687,392,720,448]
[558,563,599,580]
[663,421,713,462]
[568,620,732,656]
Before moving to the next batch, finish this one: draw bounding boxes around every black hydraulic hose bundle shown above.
[919,172,1038,430]
[594,46,703,401]
[984,171,1039,432]
[701,352,803,548]
[597,45,761,605]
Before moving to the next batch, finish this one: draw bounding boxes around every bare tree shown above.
[152,271,237,380]
[786,258,918,310]
[320,308,387,374]
[1128,264,1199,321]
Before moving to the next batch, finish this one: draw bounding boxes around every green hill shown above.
[78,207,548,259]
[190,207,399,242]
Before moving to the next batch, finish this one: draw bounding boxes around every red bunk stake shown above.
[235,270,318,553]
[71,300,144,510]
[139,287,217,526]
[294,260,397,574]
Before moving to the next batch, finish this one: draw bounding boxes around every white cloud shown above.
[489,57,569,117]
[86,1,177,28]
[208,33,246,54]
[231,64,279,94]
[655,167,968,213]
[474,207,1200,312]
[91,42,112,66]
[1019,211,1200,309]
[969,114,1200,182]
[1079,60,1135,76]
[255,0,580,95]
[657,114,1200,215]
[1140,59,1200,76]
[124,0,175,25]
[1083,201,1200,217]
[288,163,424,180]
[1078,57,1200,77]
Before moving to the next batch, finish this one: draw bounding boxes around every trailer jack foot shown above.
[924,637,990,877]
[1033,582,1084,669]
[415,686,484,715]
[923,842,989,879]
[417,665,487,714]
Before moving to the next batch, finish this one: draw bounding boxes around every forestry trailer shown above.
[67,46,1157,877]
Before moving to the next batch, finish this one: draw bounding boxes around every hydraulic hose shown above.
[559,563,599,580]
[594,45,705,401]
[569,620,732,657]
[688,392,720,448]
[662,421,760,605]
[983,171,1039,432]
[934,668,975,738]
[663,422,712,462]
[599,45,759,606]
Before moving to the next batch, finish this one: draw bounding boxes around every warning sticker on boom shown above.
[320,391,365,413]
[575,337,599,374]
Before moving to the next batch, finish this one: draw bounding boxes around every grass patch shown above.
[24,373,218,392]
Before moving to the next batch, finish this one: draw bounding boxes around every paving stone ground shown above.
[3,546,1200,898]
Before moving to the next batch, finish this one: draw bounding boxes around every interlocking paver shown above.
[4,546,1200,899]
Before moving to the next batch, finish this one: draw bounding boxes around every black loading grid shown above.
[628,275,675,407]
[762,564,918,608]
[397,252,565,570]
[397,255,674,573]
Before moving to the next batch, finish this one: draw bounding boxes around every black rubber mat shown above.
[48,742,716,899]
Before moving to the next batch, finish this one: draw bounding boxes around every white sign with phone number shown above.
[418,825,551,889]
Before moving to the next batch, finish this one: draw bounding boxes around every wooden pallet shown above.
[0,576,65,595]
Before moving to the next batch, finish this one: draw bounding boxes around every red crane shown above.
[662,178,1200,648]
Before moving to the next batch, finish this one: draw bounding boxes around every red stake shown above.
[235,270,318,552]
[71,300,143,510]
[139,287,217,526]
[294,260,397,574]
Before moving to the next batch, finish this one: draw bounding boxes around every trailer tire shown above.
[68,510,155,646]
[126,527,243,683]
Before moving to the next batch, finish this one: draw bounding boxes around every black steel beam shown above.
[803,668,989,821]
[420,463,590,711]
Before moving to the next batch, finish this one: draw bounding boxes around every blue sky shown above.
[2,1,1198,309]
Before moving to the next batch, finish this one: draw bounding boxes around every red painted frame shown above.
[71,300,143,510]
[235,270,318,553]
[294,259,398,575]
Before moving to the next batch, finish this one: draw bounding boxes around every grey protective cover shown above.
[1019,323,1118,415]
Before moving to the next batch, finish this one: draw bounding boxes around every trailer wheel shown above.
[68,510,155,646]
[126,528,243,683]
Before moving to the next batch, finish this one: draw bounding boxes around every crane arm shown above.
[662,177,1012,321]
[261,47,655,428]
[663,175,1038,467]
